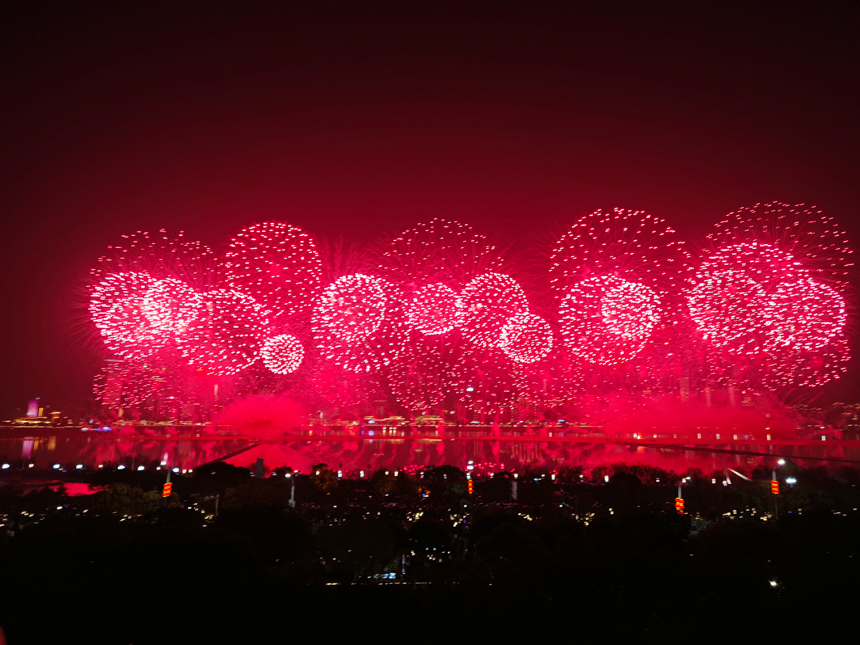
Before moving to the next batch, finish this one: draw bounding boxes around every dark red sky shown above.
[2,3,859,417]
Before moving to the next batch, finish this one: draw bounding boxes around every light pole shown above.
[286,472,295,508]
[771,459,785,519]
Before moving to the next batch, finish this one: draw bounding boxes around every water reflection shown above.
[1,425,858,474]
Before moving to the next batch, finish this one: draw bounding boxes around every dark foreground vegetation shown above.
[0,461,858,642]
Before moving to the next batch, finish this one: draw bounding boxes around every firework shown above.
[312,274,408,373]
[261,334,305,374]
[90,229,216,288]
[89,272,161,361]
[312,274,390,343]
[81,204,853,421]
[549,208,690,306]
[222,222,322,319]
[767,278,846,352]
[499,312,553,363]
[686,264,770,354]
[560,275,661,365]
[375,218,505,287]
[689,203,852,388]
[456,272,529,348]
[405,283,460,336]
[710,202,853,285]
[141,277,203,336]
[180,289,272,377]
[374,221,513,403]
[550,208,689,375]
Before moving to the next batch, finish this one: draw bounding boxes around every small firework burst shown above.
[261,334,305,374]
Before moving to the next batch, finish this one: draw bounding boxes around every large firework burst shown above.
[312,274,408,373]
[689,202,852,390]
[552,208,690,370]
[221,221,322,319]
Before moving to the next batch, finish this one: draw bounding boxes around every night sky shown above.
[2,3,859,418]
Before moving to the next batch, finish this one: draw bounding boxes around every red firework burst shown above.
[141,277,203,336]
[180,290,272,376]
[405,283,459,336]
[312,274,408,373]
[686,265,771,353]
[261,334,305,374]
[221,221,322,319]
[549,207,689,379]
[89,272,162,361]
[710,202,853,284]
[767,278,846,352]
[312,274,389,343]
[375,218,505,287]
[549,208,690,305]
[456,272,529,348]
[90,230,216,287]
[559,275,661,365]
[499,312,554,363]
[690,202,852,389]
